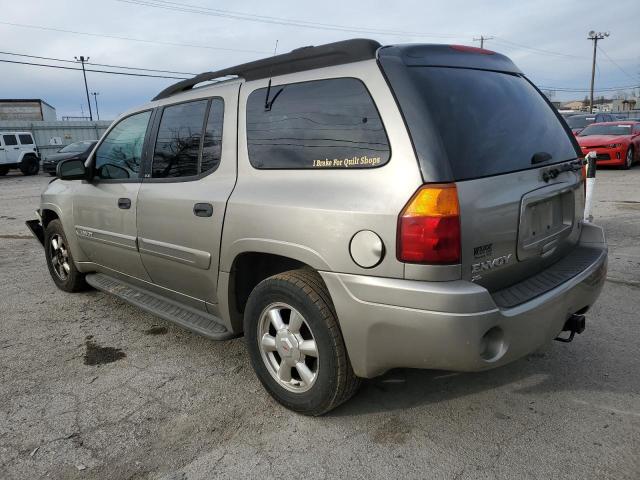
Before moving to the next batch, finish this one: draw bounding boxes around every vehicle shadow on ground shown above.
[329,340,617,417]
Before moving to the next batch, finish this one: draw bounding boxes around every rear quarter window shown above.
[18,134,34,145]
[246,78,390,169]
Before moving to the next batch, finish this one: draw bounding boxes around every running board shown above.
[85,273,235,340]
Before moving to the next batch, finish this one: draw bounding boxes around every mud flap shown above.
[25,219,45,247]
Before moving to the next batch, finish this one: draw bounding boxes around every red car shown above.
[576,121,640,168]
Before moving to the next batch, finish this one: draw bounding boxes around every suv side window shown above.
[152,100,207,178]
[246,78,390,169]
[18,134,34,145]
[95,110,151,180]
[3,134,18,146]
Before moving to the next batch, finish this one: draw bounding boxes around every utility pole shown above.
[587,31,609,114]
[74,55,93,121]
[473,35,494,49]
[91,92,100,121]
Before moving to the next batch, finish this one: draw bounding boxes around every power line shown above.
[0,50,197,75]
[117,0,463,38]
[0,58,189,79]
[597,45,637,81]
[120,0,637,66]
[537,84,639,92]
[0,21,270,54]
[491,37,585,59]
[4,54,635,94]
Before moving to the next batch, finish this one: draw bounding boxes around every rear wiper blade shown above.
[541,159,583,182]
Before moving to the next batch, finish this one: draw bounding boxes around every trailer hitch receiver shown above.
[555,313,586,343]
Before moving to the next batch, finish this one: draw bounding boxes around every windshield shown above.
[566,116,595,129]
[383,66,577,181]
[59,141,93,153]
[579,124,632,136]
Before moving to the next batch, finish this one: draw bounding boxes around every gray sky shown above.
[1,0,638,120]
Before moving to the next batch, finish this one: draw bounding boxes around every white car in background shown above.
[0,131,40,176]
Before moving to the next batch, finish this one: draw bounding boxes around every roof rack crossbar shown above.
[152,38,380,101]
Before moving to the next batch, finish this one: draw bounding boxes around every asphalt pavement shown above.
[0,168,638,479]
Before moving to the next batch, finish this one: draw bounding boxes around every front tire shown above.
[44,219,88,292]
[19,156,39,176]
[244,269,360,416]
[0,165,8,176]
[624,146,634,169]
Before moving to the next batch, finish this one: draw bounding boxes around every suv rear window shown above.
[383,67,578,181]
[246,78,390,169]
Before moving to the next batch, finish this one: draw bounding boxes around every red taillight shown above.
[397,184,461,264]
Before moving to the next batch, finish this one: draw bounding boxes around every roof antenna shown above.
[265,39,283,111]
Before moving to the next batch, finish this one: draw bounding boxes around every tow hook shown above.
[555,314,586,343]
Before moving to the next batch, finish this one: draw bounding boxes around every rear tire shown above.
[44,219,88,292]
[244,269,360,416]
[0,166,8,176]
[19,156,39,176]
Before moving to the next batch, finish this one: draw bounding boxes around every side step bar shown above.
[86,273,235,341]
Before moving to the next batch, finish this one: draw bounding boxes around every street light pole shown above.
[75,55,93,121]
[91,92,100,121]
[587,31,609,114]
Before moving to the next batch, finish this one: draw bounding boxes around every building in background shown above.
[0,99,57,121]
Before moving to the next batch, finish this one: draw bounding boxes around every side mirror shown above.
[57,158,89,180]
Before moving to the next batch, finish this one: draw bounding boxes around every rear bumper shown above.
[321,223,607,378]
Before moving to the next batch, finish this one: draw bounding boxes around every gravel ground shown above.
[0,168,639,479]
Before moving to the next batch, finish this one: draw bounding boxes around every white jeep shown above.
[0,132,40,176]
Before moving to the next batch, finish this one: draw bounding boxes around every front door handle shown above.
[193,203,213,217]
[118,198,131,209]
[13,147,20,150]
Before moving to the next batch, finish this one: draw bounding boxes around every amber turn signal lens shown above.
[397,184,461,264]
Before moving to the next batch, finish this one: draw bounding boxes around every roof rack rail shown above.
[152,38,380,101]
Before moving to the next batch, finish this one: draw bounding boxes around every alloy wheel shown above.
[49,234,71,281]
[257,302,319,393]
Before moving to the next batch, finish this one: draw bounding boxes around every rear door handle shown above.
[118,198,131,209]
[13,147,20,150]
[193,203,213,217]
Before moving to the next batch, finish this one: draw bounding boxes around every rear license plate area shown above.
[518,188,575,261]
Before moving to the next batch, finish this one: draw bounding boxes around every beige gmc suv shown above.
[27,39,607,415]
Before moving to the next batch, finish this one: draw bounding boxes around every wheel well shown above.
[41,209,59,228]
[228,252,314,332]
